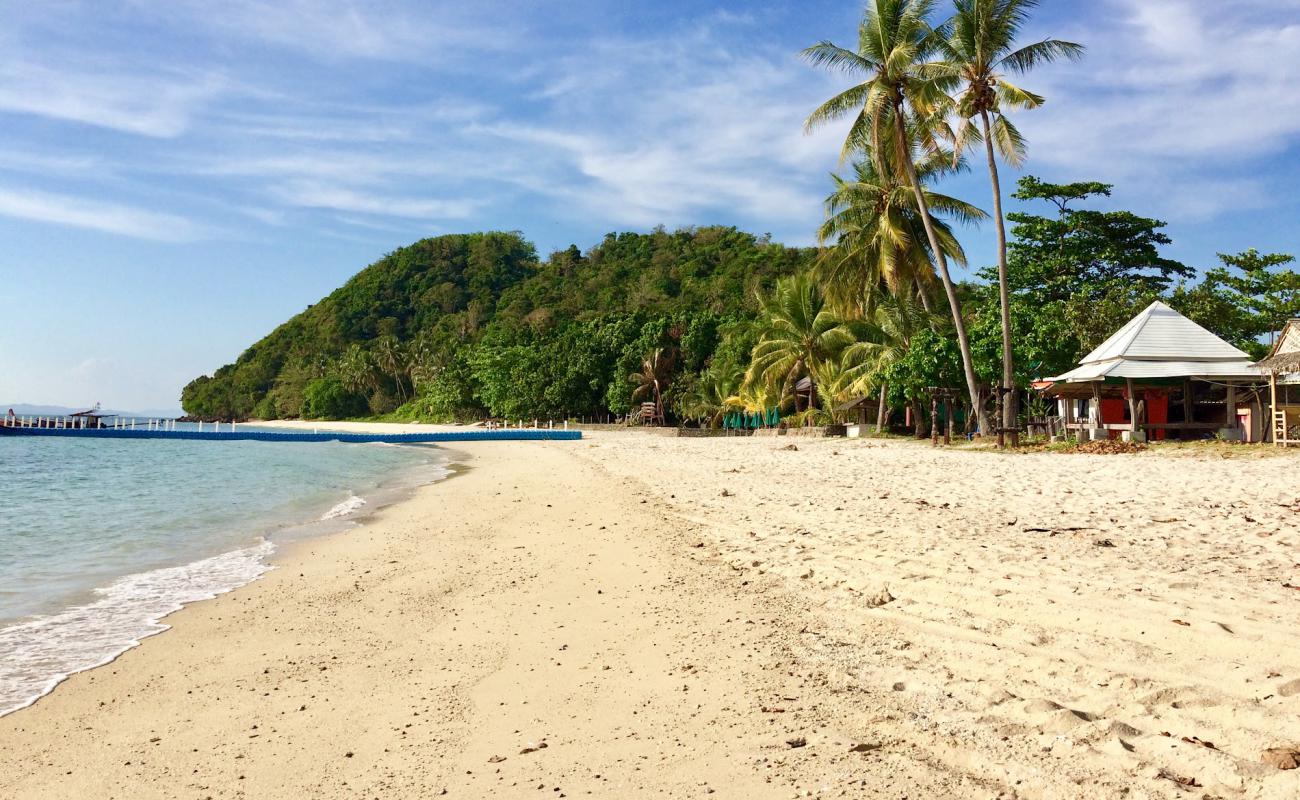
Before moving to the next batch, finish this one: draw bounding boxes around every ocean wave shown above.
[320,494,367,520]
[0,541,274,717]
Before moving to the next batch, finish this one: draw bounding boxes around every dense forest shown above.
[185,0,1300,433]
[181,227,816,421]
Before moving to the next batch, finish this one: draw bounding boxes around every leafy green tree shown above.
[1005,177,1193,301]
[803,0,988,433]
[971,176,1192,381]
[302,377,367,420]
[942,0,1084,437]
[1170,250,1298,358]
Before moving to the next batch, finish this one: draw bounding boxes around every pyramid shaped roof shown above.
[1045,301,1261,382]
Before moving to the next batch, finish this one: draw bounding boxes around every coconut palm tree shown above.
[942,0,1084,442]
[337,344,377,397]
[803,0,989,434]
[870,291,937,431]
[745,273,852,410]
[817,151,985,317]
[680,367,740,428]
[373,335,409,404]
[630,348,674,424]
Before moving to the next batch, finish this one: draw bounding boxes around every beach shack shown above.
[1256,319,1300,447]
[1036,301,1265,442]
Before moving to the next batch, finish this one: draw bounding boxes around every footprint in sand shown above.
[1139,686,1226,710]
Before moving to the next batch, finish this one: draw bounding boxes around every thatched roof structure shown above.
[1256,320,1300,375]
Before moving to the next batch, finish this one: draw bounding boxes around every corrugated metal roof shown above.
[1048,359,1262,382]
[1043,301,1261,383]
[1080,301,1248,363]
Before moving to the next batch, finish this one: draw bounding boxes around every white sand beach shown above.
[2,425,1298,798]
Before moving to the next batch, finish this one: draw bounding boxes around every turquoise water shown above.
[0,431,446,715]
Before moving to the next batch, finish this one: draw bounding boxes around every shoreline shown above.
[3,425,1297,798]
[0,435,449,720]
[0,435,838,798]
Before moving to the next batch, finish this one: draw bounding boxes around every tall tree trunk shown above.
[893,105,989,434]
[914,276,933,313]
[980,109,1017,447]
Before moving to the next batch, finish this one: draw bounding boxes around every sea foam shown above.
[320,494,367,520]
[0,541,274,717]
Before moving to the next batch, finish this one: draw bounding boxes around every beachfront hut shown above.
[1037,301,1265,442]
[1256,319,1300,446]
[833,395,880,426]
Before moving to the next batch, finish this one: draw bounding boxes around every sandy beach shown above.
[3,426,1299,798]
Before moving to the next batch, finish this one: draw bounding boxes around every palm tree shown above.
[942,0,1084,442]
[630,348,674,424]
[817,152,985,317]
[873,291,936,431]
[680,368,740,428]
[745,273,852,410]
[373,335,409,404]
[337,344,377,397]
[803,0,989,434]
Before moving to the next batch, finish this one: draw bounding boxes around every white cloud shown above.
[0,58,226,138]
[271,182,478,219]
[1018,0,1300,191]
[156,0,517,63]
[0,187,205,241]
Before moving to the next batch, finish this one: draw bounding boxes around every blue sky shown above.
[1,0,1298,411]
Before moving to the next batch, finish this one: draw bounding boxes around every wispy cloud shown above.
[0,187,205,241]
[270,182,478,219]
[0,58,227,138]
[1015,0,1300,216]
[156,0,519,63]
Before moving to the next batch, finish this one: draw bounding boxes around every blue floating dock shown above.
[0,426,581,444]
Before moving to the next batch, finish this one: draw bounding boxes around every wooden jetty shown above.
[0,414,581,444]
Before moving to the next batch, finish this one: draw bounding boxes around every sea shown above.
[0,428,448,716]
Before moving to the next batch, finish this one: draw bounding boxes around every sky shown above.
[1,0,1298,412]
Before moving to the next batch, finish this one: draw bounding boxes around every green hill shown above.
[181,227,816,422]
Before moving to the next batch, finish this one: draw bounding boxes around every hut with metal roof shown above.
[1256,319,1300,446]
[1036,301,1266,442]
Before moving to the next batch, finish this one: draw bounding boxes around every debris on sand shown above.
[1155,768,1200,787]
[1261,747,1300,770]
[865,587,894,608]
[786,736,807,748]
[1067,440,1147,455]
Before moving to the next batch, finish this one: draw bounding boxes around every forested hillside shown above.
[181,227,815,421]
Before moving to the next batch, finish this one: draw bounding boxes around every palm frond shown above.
[999,38,1085,73]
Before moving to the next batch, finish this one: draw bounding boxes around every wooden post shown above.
[995,386,1005,449]
[1091,382,1102,433]
[944,395,953,445]
[1225,384,1237,433]
[1183,378,1194,428]
[930,393,939,446]
[876,382,888,433]
[1270,371,1279,446]
[1126,378,1139,438]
